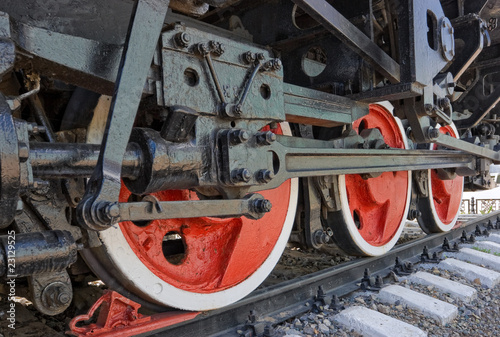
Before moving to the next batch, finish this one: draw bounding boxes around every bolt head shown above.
[428,128,441,139]
[243,51,256,64]
[240,131,250,142]
[58,292,71,305]
[181,33,191,43]
[41,282,71,309]
[232,104,243,115]
[241,169,251,181]
[273,59,283,70]
[197,43,209,55]
[257,169,274,183]
[253,199,272,213]
[175,32,191,48]
[266,132,277,142]
[231,168,252,183]
[256,131,276,145]
[313,230,330,245]
[107,203,120,218]
[229,129,249,145]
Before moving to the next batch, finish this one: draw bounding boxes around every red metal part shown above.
[430,125,464,225]
[345,104,409,246]
[68,290,199,337]
[117,125,293,293]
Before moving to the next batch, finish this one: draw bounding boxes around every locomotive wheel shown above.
[82,123,298,311]
[328,104,412,256]
[417,124,464,233]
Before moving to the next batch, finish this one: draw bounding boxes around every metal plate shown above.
[161,24,285,120]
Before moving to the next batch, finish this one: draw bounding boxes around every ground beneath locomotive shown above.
[0,221,431,336]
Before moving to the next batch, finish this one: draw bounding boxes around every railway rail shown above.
[2,211,497,337]
[138,211,500,337]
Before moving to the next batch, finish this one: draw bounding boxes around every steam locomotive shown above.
[0,0,499,315]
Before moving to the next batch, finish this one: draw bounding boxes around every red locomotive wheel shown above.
[329,104,412,256]
[417,124,464,233]
[84,124,298,310]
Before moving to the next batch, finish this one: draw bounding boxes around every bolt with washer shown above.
[257,169,274,183]
[229,129,250,145]
[174,32,191,48]
[256,131,277,146]
[231,168,252,183]
[252,199,272,213]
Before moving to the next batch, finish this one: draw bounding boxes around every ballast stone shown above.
[408,271,476,303]
[456,247,500,272]
[376,285,457,325]
[334,306,427,337]
[438,258,500,288]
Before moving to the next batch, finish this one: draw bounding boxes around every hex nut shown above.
[174,32,191,48]
[231,168,252,183]
[252,199,272,213]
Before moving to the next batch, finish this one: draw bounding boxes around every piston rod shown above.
[29,142,142,179]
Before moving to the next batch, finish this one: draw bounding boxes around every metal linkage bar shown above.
[239,136,477,193]
[29,136,477,195]
[282,148,475,177]
[292,0,400,83]
[283,83,368,127]
[77,0,170,231]
[102,193,271,223]
[429,129,500,162]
